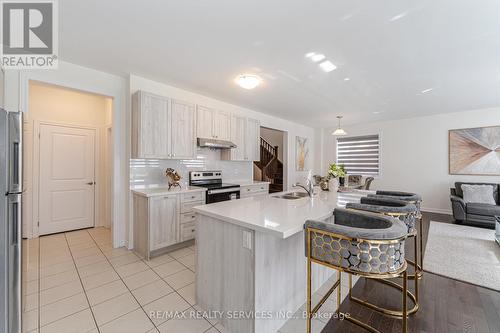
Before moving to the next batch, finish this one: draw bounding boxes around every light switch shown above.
[242,230,252,250]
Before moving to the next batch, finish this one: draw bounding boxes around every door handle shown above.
[86,181,95,185]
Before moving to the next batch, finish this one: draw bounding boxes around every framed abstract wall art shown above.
[449,125,500,175]
[296,136,309,171]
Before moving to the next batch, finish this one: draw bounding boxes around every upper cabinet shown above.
[227,115,246,161]
[196,105,215,139]
[132,91,196,159]
[170,99,196,159]
[214,110,231,141]
[222,116,261,161]
[196,106,231,140]
[246,118,260,161]
[132,91,170,159]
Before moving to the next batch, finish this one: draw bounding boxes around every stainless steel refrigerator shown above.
[0,109,22,333]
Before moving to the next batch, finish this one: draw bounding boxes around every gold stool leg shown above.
[348,273,352,300]
[337,271,342,314]
[402,270,408,333]
[414,234,419,304]
[419,215,424,278]
[306,258,312,333]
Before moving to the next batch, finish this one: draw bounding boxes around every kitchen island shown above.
[193,190,368,333]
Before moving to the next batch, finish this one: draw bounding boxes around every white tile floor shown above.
[22,227,352,333]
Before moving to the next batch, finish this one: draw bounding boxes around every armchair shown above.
[450,182,500,228]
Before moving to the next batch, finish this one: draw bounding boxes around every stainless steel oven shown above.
[189,171,240,204]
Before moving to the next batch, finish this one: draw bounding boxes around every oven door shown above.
[206,188,240,204]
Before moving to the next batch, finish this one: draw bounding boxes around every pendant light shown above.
[332,116,347,136]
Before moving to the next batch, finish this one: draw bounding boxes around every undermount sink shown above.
[274,192,310,200]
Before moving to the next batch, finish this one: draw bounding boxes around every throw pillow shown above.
[461,184,496,205]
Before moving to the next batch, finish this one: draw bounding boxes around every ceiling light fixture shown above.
[332,116,347,136]
[310,53,326,62]
[421,88,433,94]
[319,60,337,72]
[235,74,262,90]
[344,77,350,81]
[305,52,316,58]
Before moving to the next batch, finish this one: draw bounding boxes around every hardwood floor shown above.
[322,212,500,333]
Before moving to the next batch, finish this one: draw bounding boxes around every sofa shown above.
[450,182,500,228]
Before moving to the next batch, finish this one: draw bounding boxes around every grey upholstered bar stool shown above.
[346,197,420,316]
[304,208,410,333]
[368,191,424,279]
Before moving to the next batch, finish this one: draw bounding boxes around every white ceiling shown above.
[59,0,500,127]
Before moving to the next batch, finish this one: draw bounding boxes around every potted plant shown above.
[326,163,346,192]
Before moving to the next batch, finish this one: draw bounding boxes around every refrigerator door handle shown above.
[7,194,21,333]
[9,196,21,245]
[8,111,22,194]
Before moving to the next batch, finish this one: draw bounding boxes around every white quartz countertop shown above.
[193,190,371,239]
[131,186,206,197]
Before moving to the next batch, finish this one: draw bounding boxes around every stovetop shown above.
[195,183,240,190]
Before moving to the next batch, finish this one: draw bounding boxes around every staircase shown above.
[254,137,284,193]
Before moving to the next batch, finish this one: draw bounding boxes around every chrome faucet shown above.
[292,178,314,198]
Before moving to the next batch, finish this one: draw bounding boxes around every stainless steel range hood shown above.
[197,137,237,149]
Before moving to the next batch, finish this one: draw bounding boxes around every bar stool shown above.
[346,197,420,316]
[369,191,423,279]
[304,208,411,333]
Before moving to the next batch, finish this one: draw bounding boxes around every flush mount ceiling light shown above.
[235,74,262,90]
[332,115,347,136]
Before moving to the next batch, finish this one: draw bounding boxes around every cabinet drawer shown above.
[181,222,196,241]
[242,184,269,194]
[181,191,203,203]
[181,201,203,213]
[181,212,197,224]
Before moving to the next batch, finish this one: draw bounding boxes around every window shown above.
[336,134,380,176]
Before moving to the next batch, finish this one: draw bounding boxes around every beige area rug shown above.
[424,221,500,291]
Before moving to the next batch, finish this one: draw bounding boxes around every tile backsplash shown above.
[130,147,253,189]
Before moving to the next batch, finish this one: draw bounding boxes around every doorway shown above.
[254,126,285,193]
[27,81,113,236]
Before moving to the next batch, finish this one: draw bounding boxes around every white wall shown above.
[13,61,128,247]
[28,82,112,231]
[317,107,500,213]
[129,75,316,188]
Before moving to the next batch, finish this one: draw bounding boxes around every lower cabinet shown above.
[133,191,204,260]
[149,195,179,251]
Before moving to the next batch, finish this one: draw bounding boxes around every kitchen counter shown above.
[131,185,206,198]
[195,189,372,333]
[194,189,368,239]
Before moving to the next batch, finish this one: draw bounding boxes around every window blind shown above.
[336,134,380,175]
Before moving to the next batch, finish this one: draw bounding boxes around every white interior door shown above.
[39,124,95,235]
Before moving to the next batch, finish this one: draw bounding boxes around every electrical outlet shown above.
[242,230,252,250]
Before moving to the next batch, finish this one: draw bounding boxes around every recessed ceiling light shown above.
[319,60,337,72]
[235,74,262,90]
[305,52,316,58]
[421,88,433,94]
[310,53,326,62]
[344,77,350,81]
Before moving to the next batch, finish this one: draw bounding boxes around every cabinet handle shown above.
[191,229,195,232]
[247,188,251,191]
